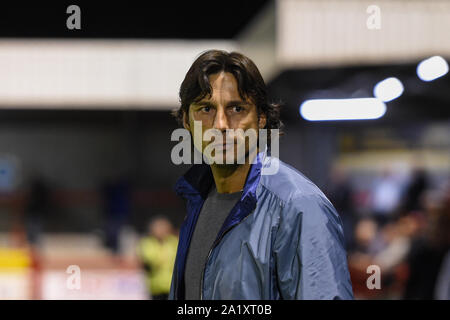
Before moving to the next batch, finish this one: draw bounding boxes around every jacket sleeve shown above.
[273,193,354,300]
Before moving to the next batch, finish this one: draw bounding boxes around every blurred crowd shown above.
[137,216,178,300]
[325,165,450,299]
[10,162,450,300]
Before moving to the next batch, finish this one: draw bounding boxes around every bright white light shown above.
[300,98,386,121]
[373,77,404,102]
[417,56,449,81]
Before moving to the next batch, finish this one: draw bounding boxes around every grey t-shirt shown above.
[184,185,243,300]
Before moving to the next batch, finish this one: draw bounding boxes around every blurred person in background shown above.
[24,175,51,248]
[347,217,381,298]
[325,165,357,251]
[371,215,421,298]
[137,216,178,300]
[373,215,420,272]
[348,218,380,272]
[402,183,450,299]
[100,175,131,257]
[371,168,403,227]
[401,167,429,215]
[348,215,418,299]
[352,218,381,257]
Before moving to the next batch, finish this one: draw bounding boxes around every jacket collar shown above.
[172,146,268,300]
[174,146,268,204]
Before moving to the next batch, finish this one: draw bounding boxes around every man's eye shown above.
[232,106,243,112]
[201,106,211,112]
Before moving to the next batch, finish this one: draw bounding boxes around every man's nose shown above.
[213,108,229,132]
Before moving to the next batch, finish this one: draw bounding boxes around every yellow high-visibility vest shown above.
[137,235,178,296]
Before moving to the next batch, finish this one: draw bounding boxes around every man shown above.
[169,50,353,300]
[137,216,178,300]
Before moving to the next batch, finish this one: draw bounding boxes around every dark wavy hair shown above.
[171,50,283,142]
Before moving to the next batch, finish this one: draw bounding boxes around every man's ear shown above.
[182,112,190,130]
[258,113,267,129]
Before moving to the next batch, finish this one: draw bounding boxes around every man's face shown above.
[150,218,172,240]
[183,72,266,165]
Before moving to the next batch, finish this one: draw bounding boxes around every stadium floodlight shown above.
[373,77,404,102]
[417,56,449,82]
[300,98,386,121]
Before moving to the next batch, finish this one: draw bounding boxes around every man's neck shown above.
[209,149,258,194]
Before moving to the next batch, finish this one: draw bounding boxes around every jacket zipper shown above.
[199,213,252,300]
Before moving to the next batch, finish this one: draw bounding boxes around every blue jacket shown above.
[169,148,354,300]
